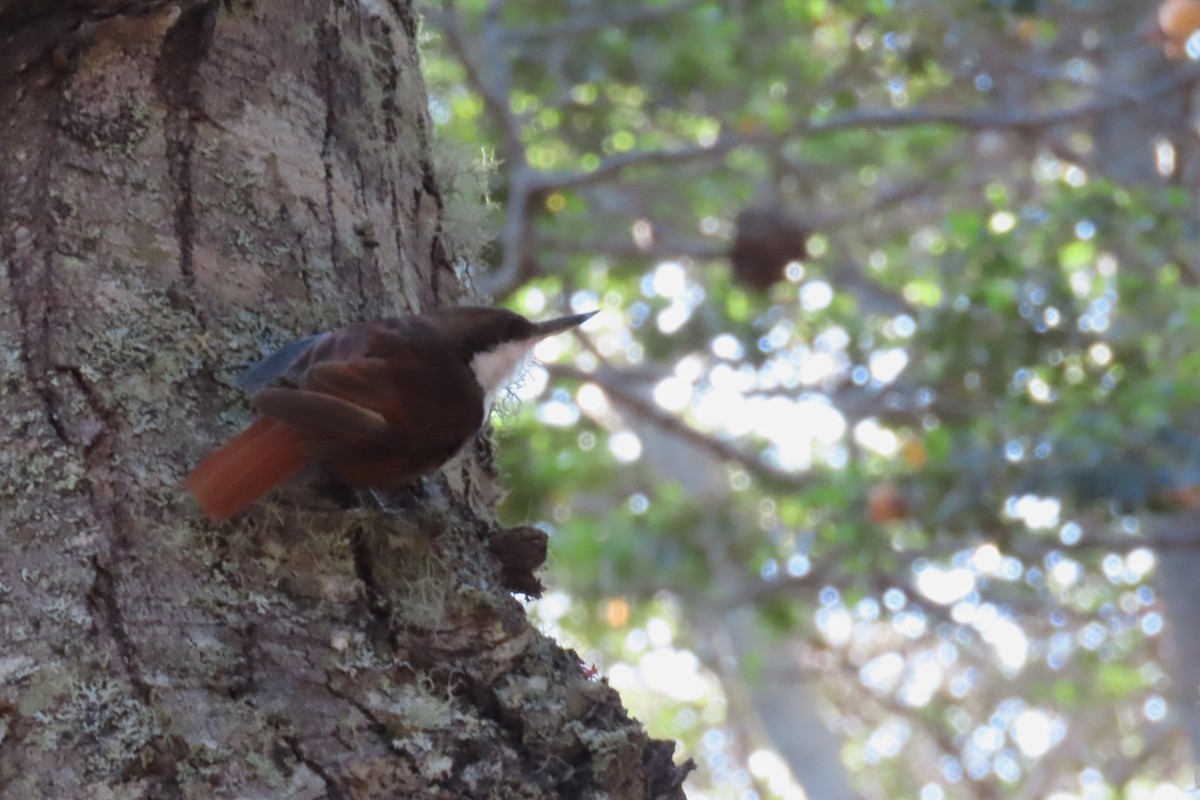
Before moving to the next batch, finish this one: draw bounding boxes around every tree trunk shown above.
[1150,513,1200,765]
[1083,12,1200,768]
[0,1,690,797]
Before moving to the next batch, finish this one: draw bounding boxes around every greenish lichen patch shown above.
[385,546,455,630]
[0,331,24,390]
[70,285,204,425]
[34,677,160,779]
[56,94,153,158]
[366,673,459,735]
[0,411,88,518]
[0,655,38,688]
[38,595,90,627]
[245,749,288,789]
[172,740,227,790]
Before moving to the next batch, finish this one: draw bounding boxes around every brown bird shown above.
[186,306,597,520]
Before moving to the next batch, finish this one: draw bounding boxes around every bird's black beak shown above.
[530,309,599,339]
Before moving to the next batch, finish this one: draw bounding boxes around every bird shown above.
[186,305,597,520]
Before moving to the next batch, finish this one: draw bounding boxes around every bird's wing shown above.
[303,359,399,415]
[236,333,328,391]
[254,387,393,442]
[258,347,485,448]
[320,352,482,427]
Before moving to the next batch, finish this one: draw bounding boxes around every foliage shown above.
[425,1,1200,797]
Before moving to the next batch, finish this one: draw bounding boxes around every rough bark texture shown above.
[0,1,691,797]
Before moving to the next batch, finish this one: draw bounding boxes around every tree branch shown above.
[547,362,817,489]
[805,65,1200,135]
[538,231,727,262]
[506,0,717,43]
[436,0,523,160]
[530,134,752,193]
[519,64,1200,210]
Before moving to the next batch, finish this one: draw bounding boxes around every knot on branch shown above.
[488,525,548,597]
[729,205,810,291]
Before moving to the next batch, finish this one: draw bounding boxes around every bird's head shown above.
[430,306,598,394]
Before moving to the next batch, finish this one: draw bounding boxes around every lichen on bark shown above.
[0,0,691,797]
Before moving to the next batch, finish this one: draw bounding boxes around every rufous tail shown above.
[185,418,309,520]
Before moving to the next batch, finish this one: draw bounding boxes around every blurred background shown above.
[420,1,1200,797]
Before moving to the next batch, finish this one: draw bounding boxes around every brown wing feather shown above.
[253,387,392,442]
[303,359,412,421]
[265,333,487,486]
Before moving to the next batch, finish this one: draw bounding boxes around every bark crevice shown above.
[349,523,398,645]
[317,19,343,286]
[285,734,349,800]
[323,674,400,747]
[86,555,151,702]
[153,0,218,286]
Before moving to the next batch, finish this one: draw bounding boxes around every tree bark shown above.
[0,1,690,797]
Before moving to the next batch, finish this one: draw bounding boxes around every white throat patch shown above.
[471,339,535,397]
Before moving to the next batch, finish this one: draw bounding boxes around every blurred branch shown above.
[437,0,522,158]
[531,135,751,194]
[827,260,917,317]
[707,549,853,612]
[484,135,758,294]
[506,0,716,42]
[511,62,1200,205]
[548,362,817,489]
[1010,516,1200,553]
[806,64,1200,135]
[807,148,993,232]
[438,5,1200,305]
[538,172,965,267]
[438,0,544,299]
[808,175,947,230]
[743,377,947,428]
[538,230,727,262]
[479,167,540,298]
[522,61,1200,210]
